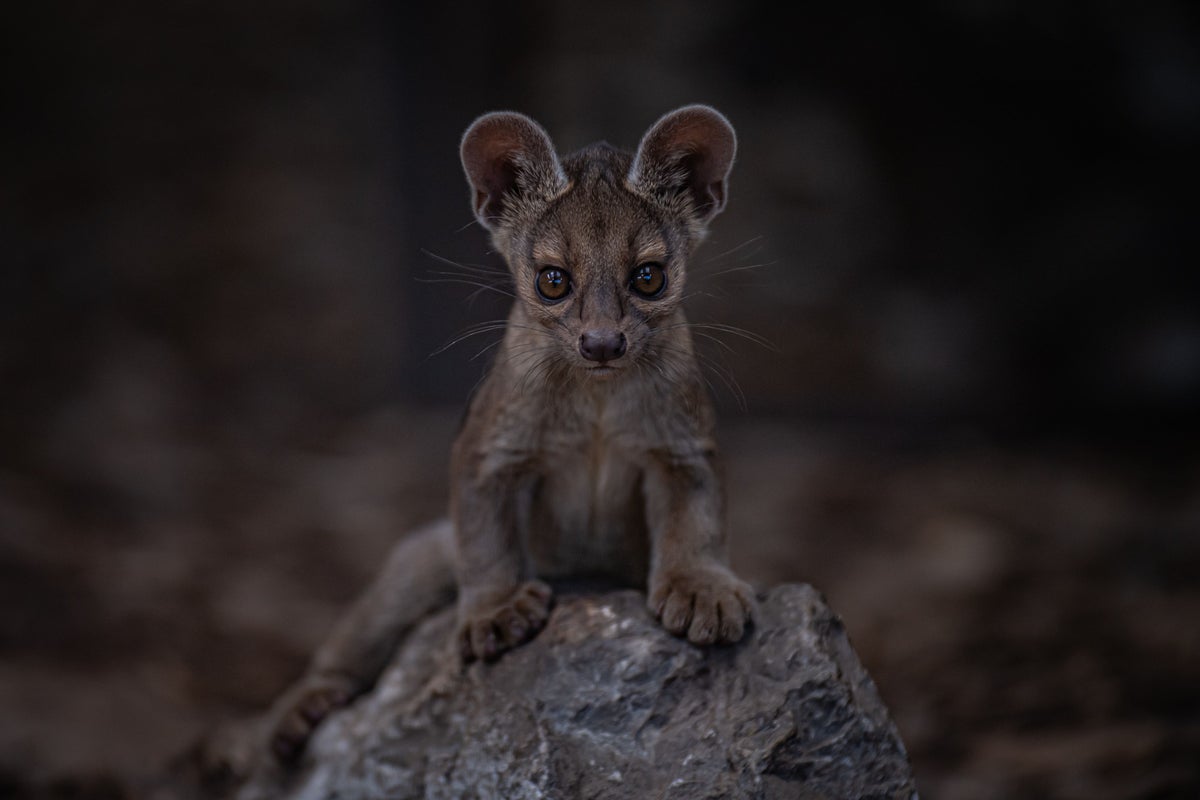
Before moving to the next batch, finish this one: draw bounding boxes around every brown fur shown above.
[257,106,755,764]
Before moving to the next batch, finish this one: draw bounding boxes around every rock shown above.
[219,584,917,800]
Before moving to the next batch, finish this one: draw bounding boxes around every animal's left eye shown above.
[629,262,666,298]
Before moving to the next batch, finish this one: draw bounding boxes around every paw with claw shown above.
[458,580,553,662]
[649,564,755,645]
[268,674,355,763]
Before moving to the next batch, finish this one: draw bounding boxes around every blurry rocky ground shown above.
[2,2,1198,798]
[2,409,1197,799]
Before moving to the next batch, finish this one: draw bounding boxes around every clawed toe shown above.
[269,678,354,764]
[650,567,754,646]
[459,580,553,662]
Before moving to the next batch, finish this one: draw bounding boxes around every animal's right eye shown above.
[536,267,571,302]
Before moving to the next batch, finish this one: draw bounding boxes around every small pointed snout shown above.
[579,330,627,363]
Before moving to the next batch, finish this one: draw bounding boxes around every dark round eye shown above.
[630,262,667,298]
[536,267,571,302]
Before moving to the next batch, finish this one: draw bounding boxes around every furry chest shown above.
[528,432,647,580]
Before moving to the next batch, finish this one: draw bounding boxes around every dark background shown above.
[2,2,1198,798]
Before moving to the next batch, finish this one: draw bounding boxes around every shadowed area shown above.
[2,2,1197,798]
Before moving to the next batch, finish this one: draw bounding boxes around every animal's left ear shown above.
[628,104,737,225]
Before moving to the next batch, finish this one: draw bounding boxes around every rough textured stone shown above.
[227,584,915,799]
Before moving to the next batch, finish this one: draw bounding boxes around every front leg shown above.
[453,461,553,662]
[643,448,755,645]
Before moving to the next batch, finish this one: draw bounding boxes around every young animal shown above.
[265,105,756,762]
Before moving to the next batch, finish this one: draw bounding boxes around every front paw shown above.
[458,579,553,662]
[649,565,755,645]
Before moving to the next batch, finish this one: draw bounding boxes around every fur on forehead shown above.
[522,147,684,272]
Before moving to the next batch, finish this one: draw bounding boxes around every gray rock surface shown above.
[235,584,916,800]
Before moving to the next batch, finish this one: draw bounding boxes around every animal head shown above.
[460,106,736,378]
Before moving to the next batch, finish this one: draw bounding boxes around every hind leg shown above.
[265,518,456,763]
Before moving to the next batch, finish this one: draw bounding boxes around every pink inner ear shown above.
[476,135,520,174]
[462,129,526,223]
[464,135,519,198]
[473,150,518,219]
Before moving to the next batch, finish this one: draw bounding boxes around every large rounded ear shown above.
[460,112,566,231]
[628,105,737,225]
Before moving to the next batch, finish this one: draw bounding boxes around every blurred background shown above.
[2,1,1198,798]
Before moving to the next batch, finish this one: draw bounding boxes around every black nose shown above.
[579,330,627,363]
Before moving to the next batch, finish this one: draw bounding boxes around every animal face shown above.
[509,145,688,376]
[460,106,737,378]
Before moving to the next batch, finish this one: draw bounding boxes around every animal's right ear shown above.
[460,112,565,231]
